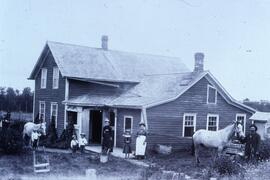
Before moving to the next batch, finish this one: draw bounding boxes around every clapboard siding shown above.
[34,50,66,135]
[147,77,252,150]
[69,80,129,99]
[116,108,141,150]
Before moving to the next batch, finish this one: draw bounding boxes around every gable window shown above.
[41,68,47,89]
[182,113,196,137]
[124,116,133,133]
[236,114,246,134]
[52,67,59,89]
[50,102,58,128]
[39,101,45,122]
[207,85,217,104]
[207,114,219,131]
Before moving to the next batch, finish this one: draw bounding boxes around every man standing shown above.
[242,124,261,163]
[102,118,113,153]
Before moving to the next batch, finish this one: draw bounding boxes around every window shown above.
[124,116,133,133]
[236,114,246,134]
[182,113,196,137]
[52,67,59,89]
[39,101,45,122]
[41,68,47,89]
[207,85,217,104]
[207,114,219,131]
[50,102,58,128]
[266,127,270,134]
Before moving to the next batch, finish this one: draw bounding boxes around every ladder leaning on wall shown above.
[33,146,50,173]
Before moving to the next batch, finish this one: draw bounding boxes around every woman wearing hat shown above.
[102,118,113,153]
[135,122,147,159]
[241,124,261,163]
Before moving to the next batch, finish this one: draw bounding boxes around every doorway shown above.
[90,110,103,144]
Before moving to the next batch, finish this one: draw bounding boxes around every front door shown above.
[90,110,103,144]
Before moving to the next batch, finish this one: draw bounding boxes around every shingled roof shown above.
[29,41,190,82]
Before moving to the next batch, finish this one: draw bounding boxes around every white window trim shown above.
[207,84,217,104]
[41,68,47,89]
[236,113,246,134]
[39,101,45,122]
[182,113,197,137]
[206,114,219,131]
[123,116,133,133]
[52,67,59,89]
[50,102,58,128]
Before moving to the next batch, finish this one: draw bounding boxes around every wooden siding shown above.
[116,108,141,149]
[34,50,66,135]
[146,77,252,150]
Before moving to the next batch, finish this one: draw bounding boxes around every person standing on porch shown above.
[102,118,113,153]
[122,129,132,158]
[135,122,147,159]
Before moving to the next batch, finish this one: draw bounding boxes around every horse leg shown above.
[194,144,200,165]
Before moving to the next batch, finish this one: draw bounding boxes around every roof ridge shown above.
[46,40,186,61]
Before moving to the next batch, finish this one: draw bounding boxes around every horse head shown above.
[39,122,47,136]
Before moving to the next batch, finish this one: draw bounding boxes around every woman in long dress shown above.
[135,122,147,159]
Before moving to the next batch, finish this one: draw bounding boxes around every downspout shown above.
[141,107,148,130]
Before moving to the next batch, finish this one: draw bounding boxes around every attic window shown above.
[41,68,47,89]
[207,85,217,104]
[52,67,59,89]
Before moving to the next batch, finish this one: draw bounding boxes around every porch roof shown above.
[250,111,270,122]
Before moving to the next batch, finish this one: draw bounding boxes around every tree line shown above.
[0,87,33,113]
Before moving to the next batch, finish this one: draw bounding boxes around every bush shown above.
[258,139,270,161]
[213,155,245,175]
[45,116,58,146]
[53,120,75,149]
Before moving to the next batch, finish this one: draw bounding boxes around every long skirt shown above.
[135,135,146,156]
[123,143,132,154]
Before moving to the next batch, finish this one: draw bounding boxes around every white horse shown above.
[23,122,46,145]
[192,122,244,164]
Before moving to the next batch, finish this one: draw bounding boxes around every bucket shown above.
[100,154,108,163]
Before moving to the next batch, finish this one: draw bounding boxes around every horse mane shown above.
[219,123,235,141]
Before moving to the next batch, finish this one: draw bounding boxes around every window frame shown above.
[39,101,45,122]
[50,102,58,128]
[206,114,219,131]
[182,113,197,137]
[52,67,59,89]
[207,84,217,104]
[41,68,47,89]
[236,113,246,134]
[123,116,133,133]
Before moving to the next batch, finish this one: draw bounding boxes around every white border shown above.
[123,115,133,133]
[207,84,217,104]
[182,113,197,137]
[206,114,219,131]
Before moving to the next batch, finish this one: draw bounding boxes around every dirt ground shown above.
[0,150,145,180]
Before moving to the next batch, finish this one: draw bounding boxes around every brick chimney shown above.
[194,52,204,73]
[101,35,108,50]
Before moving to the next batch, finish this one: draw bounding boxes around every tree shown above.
[6,87,16,111]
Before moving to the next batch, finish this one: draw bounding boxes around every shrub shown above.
[45,116,58,146]
[0,127,24,154]
[258,139,270,161]
[54,120,75,149]
[213,155,245,175]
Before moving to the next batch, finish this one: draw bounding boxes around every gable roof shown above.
[250,111,270,122]
[29,41,190,82]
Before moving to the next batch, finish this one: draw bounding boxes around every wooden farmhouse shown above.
[29,36,256,150]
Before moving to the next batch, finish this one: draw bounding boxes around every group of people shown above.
[235,119,261,163]
[70,133,88,154]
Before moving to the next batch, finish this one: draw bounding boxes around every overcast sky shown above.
[0,0,269,101]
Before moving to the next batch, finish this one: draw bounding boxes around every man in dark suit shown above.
[242,124,261,163]
[102,118,113,153]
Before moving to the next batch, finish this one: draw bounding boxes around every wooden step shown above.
[34,168,50,173]
[34,163,50,168]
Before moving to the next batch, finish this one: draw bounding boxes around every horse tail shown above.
[191,135,195,156]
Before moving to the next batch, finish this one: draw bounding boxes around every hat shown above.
[139,122,145,126]
[80,133,85,136]
[72,135,76,138]
[249,124,258,131]
[105,118,110,123]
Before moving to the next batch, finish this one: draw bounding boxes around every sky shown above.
[0,0,270,101]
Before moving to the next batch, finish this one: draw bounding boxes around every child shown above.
[31,130,41,150]
[79,133,88,153]
[123,130,132,158]
[70,135,78,154]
